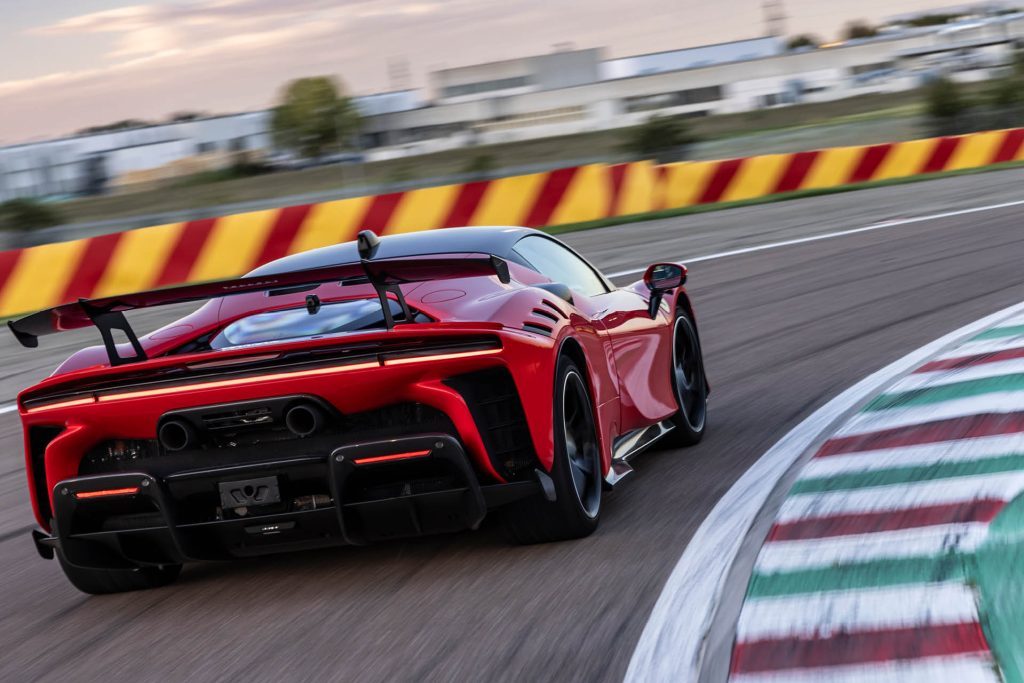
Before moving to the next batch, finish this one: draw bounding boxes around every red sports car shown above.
[10,227,708,594]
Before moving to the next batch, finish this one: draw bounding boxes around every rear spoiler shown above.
[9,232,510,366]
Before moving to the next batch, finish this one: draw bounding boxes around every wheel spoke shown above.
[570,459,588,494]
[573,451,594,474]
[680,386,694,413]
[565,397,579,424]
[564,431,578,459]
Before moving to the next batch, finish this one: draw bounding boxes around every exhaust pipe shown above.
[285,403,325,437]
[158,419,196,452]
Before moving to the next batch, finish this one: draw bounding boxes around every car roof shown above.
[250,226,542,276]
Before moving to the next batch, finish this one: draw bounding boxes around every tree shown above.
[461,153,497,178]
[988,51,1024,110]
[0,198,64,231]
[786,35,820,50]
[989,76,1023,107]
[168,111,207,122]
[906,13,963,27]
[76,119,153,135]
[843,21,878,40]
[926,77,968,119]
[925,77,971,135]
[623,115,699,162]
[271,77,361,160]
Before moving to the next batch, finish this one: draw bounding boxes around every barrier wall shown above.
[1,128,1022,319]
[659,128,1024,206]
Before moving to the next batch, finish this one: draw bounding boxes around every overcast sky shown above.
[0,0,973,143]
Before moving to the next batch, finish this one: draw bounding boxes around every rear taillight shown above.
[74,487,140,500]
[352,449,432,465]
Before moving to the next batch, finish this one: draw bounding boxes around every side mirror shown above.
[643,263,687,318]
[644,263,687,291]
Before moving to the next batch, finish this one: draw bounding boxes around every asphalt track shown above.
[1,169,1023,682]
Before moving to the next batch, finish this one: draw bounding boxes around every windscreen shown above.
[210,298,405,349]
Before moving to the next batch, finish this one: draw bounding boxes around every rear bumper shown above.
[22,328,567,530]
[38,434,551,571]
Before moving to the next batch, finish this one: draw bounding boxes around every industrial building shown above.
[2,12,1022,201]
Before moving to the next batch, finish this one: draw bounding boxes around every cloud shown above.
[30,0,371,58]
[2,0,451,103]
[35,0,352,34]
[0,0,703,142]
[0,0,459,140]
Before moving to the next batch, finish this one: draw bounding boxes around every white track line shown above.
[754,523,989,572]
[0,404,16,415]
[800,433,1024,479]
[624,300,1024,683]
[736,582,979,641]
[729,654,1000,683]
[607,198,1024,279]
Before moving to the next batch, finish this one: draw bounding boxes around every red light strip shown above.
[383,348,502,366]
[352,449,431,465]
[75,486,140,500]
[27,347,501,412]
[97,361,381,402]
[24,397,96,414]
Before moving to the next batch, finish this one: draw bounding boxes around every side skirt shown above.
[604,420,675,488]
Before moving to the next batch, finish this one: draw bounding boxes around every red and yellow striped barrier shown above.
[1,129,1022,318]
[658,128,1024,206]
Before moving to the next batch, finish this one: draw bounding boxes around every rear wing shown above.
[9,238,510,366]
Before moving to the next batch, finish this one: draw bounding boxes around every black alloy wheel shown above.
[667,310,707,446]
[502,355,602,543]
[561,368,601,519]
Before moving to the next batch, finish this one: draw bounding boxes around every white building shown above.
[363,15,1022,153]
[3,13,1022,201]
[0,113,271,201]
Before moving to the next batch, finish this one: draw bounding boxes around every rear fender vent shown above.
[445,368,538,481]
[29,426,63,523]
[522,322,553,337]
[531,307,560,323]
[540,299,567,318]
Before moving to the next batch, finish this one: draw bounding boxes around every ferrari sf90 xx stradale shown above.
[10,227,708,593]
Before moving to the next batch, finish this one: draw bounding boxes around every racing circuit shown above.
[2,168,1024,681]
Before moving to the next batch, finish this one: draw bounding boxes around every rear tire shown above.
[57,551,181,595]
[664,308,708,447]
[503,356,602,544]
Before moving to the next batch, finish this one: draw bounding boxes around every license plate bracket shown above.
[218,476,281,509]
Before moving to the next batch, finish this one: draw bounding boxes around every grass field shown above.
[53,86,977,226]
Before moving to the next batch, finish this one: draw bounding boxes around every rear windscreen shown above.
[211,298,404,349]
